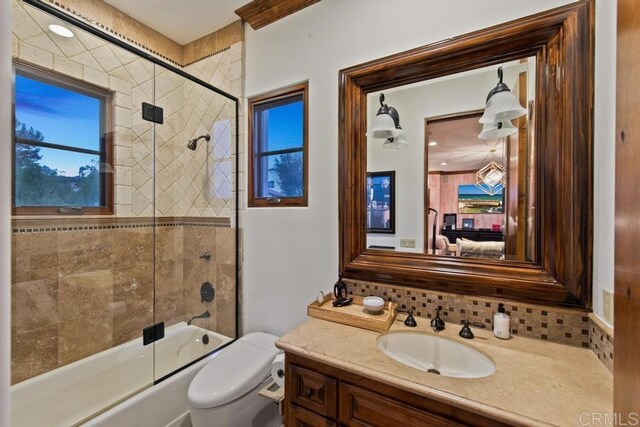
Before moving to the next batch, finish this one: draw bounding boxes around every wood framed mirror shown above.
[338,1,593,308]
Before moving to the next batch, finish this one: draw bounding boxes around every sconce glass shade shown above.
[368,113,400,139]
[479,91,527,124]
[478,120,518,140]
[382,129,408,149]
[476,160,505,196]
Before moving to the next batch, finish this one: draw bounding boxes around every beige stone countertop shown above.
[276,316,613,427]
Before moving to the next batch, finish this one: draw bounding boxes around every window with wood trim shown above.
[13,63,113,215]
[248,82,308,207]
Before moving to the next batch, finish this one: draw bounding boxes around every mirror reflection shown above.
[366,57,536,262]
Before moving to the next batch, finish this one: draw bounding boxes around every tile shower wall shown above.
[11,219,236,384]
[12,0,239,218]
[10,0,243,384]
[346,279,591,348]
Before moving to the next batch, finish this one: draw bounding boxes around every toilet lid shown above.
[188,333,279,409]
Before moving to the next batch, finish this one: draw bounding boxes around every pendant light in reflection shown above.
[479,67,527,124]
[475,149,505,196]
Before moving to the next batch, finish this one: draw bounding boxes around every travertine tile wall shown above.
[11,218,236,384]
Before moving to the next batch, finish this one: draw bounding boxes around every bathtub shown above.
[11,322,233,427]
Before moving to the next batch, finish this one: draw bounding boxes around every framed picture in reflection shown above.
[366,171,395,234]
[462,218,475,229]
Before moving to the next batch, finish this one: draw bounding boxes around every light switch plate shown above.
[400,239,416,248]
[603,289,613,324]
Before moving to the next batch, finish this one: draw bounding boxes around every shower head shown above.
[187,133,211,151]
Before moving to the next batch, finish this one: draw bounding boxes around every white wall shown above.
[243,0,615,336]
[1,0,11,422]
[592,0,616,328]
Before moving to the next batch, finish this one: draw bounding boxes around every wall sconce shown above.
[368,93,401,139]
[479,66,527,124]
[478,120,518,140]
[382,129,409,149]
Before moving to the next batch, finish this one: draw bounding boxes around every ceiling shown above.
[427,116,504,173]
[103,0,249,45]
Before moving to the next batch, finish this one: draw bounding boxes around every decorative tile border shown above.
[45,0,238,68]
[46,0,183,67]
[183,46,231,68]
[12,216,231,233]
[589,313,614,373]
[346,279,590,348]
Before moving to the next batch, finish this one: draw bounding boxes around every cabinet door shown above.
[288,405,336,427]
[290,364,338,418]
[339,383,463,427]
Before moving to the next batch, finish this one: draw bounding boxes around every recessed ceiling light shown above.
[429,141,438,146]
[49,24,74,38]
[440,162,447,166]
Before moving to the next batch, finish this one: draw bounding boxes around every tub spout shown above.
[187,310,210,325]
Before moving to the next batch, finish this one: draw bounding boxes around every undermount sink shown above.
[376,331,496,378]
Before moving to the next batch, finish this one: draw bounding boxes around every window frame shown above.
[248,81,308,208]
[12,61,114,216]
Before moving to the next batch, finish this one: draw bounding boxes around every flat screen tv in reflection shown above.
[366,171,395,233]
[458,184,503,214]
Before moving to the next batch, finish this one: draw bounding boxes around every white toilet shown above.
[187,332,282,427]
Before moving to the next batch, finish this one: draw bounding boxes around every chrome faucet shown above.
[187,310,210,325]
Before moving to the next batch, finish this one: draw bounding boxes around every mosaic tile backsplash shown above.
[589,315,614,373]
[346,279,591,348]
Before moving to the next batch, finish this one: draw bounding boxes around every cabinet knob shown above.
[304,388,313,397]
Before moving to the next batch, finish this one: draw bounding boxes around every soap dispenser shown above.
[493,303,510,339]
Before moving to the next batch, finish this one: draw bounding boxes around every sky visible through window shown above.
[265,99,303,151]
[15,74,101,176]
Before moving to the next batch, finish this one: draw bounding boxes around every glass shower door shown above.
[152,67,237,381]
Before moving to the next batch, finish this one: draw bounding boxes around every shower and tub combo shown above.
[10,0,243,425]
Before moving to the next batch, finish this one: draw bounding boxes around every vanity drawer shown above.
[288,404,337,427]
[339,383,463,427]
[290,364,338,418]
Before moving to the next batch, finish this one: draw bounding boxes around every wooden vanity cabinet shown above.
[284,352,511,427]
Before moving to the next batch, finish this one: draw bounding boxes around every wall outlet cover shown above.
[400,239,416,248]
[603,289,613,324]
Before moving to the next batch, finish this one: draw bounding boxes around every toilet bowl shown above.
[188,332,282,427]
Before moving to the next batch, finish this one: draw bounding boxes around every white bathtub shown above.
[11,322,233,427]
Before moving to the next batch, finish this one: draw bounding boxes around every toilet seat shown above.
[187,333,279,409]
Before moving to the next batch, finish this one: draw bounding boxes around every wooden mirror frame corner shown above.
[338,0,594,309]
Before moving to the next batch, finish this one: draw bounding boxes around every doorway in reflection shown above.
[366,58,536,262]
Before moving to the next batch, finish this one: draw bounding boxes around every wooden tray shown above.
[307,294,398,333]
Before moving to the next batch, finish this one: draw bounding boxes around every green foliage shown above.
[270,152,303,197]
[14,120,101,207]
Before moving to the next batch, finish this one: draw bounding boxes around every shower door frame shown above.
[21,0,241,385]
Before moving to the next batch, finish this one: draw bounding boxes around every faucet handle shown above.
[459,320,475,339]
[397,308,417,327]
